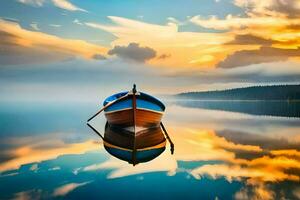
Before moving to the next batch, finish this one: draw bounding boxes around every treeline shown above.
[175,101,300,118]
[177,85,300,100]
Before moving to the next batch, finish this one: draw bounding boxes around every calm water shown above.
[0,100,300,200]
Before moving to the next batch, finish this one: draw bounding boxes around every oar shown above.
[160,122,174,154]
[87,122,104,140]
[87,92,129,122]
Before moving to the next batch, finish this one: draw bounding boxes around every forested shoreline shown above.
[177,85,300,100]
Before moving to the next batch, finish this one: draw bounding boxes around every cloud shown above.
[17,0,87,12]
[167,17,184,25]
[108,43,156,62]
[30,22,40,31]
[29,163,39,171]
[0,19,107,65]
[13,3,300,70]
[49,24,61,28]
[190,156,300,184]
[48,166,61,171]
[270,149,300,159]
[1,17,19,23]
[190,14,300,48]
[217,46,300,68]
[157,54,171,59]
[83,152,177,179]
[13,190,43,200]
[159,125,300,187]
[73,19,83,25]
[174,129,262,163]
[234,0,300,17]
[188,0,300,68]
[164,60,300,86]
[53,181,91,196]
[226,34,273,46]
[92,54,106,60]
[86,16,232,68]
[0,136,99,172]
[190,14,290,30]
[217,130,300,152]
[86,15,300,69]
[174,126,300,187]
[191,0,300,30]
[17,0,45,7]
[51,0,87,12]
[235,184,275,200]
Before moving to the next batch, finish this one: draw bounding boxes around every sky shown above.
[1,0,300,101]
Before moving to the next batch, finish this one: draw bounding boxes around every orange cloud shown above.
[0,137,101,172]
[175,128,300,185]
[0,19,107,65]
[270,149,300,158]
[86,13,300,69]
[157,125,300,189]
[235,183,275,200]
[188,1,300,68]
[172,128,262,163]
[190,157,299,184]
[86,16,233,68]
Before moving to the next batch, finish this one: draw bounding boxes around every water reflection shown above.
[90,123,167,165]
[175,100,300,118]
[0,102,299,199]
[0,136,100,172]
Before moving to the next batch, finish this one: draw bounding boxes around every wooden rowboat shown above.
[87,84,174,161]
[103,84,165,130]
[103,123,166,165]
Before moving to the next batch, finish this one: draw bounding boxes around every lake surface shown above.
[0,100,300,200]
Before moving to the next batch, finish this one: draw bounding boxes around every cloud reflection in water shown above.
[0,103,299,199]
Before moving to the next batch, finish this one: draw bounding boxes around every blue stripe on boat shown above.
[103,91,165,112]
[103,91,128,105]
[137,99,163,112]
[104,98,132,112]
[105,147,165,163]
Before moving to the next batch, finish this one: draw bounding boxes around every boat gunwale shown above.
[104,107,164,115]
[103,91,165,111]
[103,140,167,152]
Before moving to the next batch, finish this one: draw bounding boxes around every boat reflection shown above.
[104,124,167,165]
[87,123,172,165]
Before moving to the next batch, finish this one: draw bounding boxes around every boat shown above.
[87,84,174,162]
[102,84,165,130]
[103,123,166,165]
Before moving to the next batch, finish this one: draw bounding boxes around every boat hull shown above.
[103,91,165,128]
[103,124,166,165]
[104,124,166,149]
[105,108,163,128]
